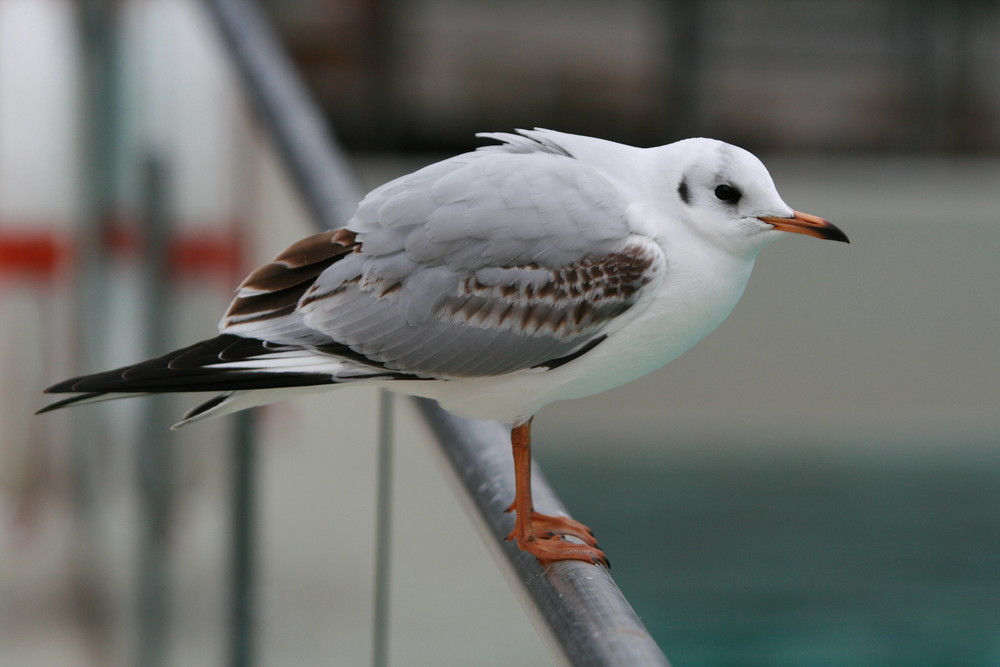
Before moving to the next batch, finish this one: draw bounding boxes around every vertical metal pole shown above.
[372,390,395,667]
[75,0,117,340]
[71,0,119,645]
[135,154,175,667]
[230,410,258,667]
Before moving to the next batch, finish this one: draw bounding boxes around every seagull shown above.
[39,129,848,566]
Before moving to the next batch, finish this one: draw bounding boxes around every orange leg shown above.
[504,419,608,566]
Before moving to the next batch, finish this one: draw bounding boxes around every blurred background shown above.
[1,0,997,665]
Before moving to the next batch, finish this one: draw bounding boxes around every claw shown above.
[519,534,609,567]
[506,508,606,565]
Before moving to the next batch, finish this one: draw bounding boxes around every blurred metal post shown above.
[74,0,118,342]
[136,154,176,667]
[71,0,121,647]
[230,410,258,667]
[372,391,394,667]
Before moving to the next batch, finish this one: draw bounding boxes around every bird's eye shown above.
[714,184,741,204]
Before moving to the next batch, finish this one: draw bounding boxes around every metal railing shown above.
[202,0,671,664]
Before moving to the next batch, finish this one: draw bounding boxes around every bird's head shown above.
[654,138,849,258]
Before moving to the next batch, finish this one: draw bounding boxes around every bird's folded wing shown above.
[222,140,666,379]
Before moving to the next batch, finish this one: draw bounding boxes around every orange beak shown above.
[758,210,850,244]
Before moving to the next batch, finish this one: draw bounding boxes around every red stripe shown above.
[0,223,246,282]
[168,230,244,280]
[0,230,72,280]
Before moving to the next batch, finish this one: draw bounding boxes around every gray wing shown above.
[222,135,665,378]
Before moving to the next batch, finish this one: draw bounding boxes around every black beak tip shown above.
[830,225,851,244]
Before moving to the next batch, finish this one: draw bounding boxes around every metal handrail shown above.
[201,0,670,664]
[414,402,671,666]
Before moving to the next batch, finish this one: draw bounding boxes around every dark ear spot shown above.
[677,178,691,205]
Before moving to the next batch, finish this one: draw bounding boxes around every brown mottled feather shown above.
[440,243,657,339]
[224,229,359,325]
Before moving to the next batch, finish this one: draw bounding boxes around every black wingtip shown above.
[35,392,107,415]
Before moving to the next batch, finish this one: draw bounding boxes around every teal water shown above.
[543,446,1000,666]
